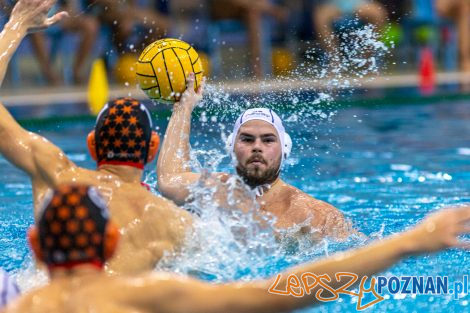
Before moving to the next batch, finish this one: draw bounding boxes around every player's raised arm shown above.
[0,0,67,87]
[0,1,71,188]
[157,73,206,205]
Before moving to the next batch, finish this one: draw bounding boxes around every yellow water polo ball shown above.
[136,38,203,104]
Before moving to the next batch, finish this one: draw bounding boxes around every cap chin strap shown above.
[253,177,281,197]
[283,133,292,159]
[225,133,236,160]
[254,184,268,197]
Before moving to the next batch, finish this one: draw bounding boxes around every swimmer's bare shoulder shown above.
[284,184,352,238]
[105,188,192,275]
[3,273,229,313]
[59,169,193,261]
[4,275,128,313]
[55,167,193,231]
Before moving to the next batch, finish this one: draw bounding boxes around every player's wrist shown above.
[396,227,430,256]
[173,101,194,115]
[5,18,29,35]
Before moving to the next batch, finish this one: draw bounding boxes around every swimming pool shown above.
[0,97,469,312]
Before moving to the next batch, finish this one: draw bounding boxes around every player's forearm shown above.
[0,20,29,135]
[0,103,21,133]
[260,230,417,310]
[0,21,37,173]
[0,103,38,176]
[157,104,193,178]
[297,232,413,283]
[0,20,28,87]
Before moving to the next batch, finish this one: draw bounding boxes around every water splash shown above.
[13,256,48,293]
[152,22,392,280]
[153,143,366,282]
[155,169,284,281]
[193,21,392,177]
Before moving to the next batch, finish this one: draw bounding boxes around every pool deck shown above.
[1,71,470,108]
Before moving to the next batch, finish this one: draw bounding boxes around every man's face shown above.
[234,120,282,187]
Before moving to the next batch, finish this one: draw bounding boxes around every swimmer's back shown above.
[39,166,191,226]
[33,166,192,274]
[4,273,192,313]
[4,275,129,313]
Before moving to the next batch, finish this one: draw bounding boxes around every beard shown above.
[236,154,280,188]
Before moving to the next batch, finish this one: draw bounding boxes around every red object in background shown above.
[419,47,436,95]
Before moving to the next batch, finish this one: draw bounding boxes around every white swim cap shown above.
[227,108,292,164]
[0,269,20,308]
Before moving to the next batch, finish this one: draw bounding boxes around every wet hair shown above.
[37,185,110,269]
[94,97,153,169]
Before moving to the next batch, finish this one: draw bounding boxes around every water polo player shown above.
[157,74,351,239]
[0,1,193,275]
[87,97,159,170]
[6,182,470,313]
[28,185,119,270]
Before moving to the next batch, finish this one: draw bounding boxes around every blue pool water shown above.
[0,98,469,312]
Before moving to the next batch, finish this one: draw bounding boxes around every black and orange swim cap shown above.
[37,185,109,269]
[94,97,153,169]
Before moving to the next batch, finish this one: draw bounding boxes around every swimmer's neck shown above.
[97,164,143,183]
[49,264,102,280]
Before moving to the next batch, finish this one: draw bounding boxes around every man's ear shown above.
[146,131,160,163]
[87,131,98,161]
[104,222,120,260]
[28,226,44,262]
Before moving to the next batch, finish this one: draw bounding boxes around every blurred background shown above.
[0,0,470,109]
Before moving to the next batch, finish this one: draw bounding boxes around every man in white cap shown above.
[157,74,350,239]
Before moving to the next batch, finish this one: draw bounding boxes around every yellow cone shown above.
[272,48,295,76]
[88,59,109,116]
[114,54,137,85]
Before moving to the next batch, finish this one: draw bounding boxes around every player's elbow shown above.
[156,175,173,196]
[157,176,187,205]
[0,118,13,138]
